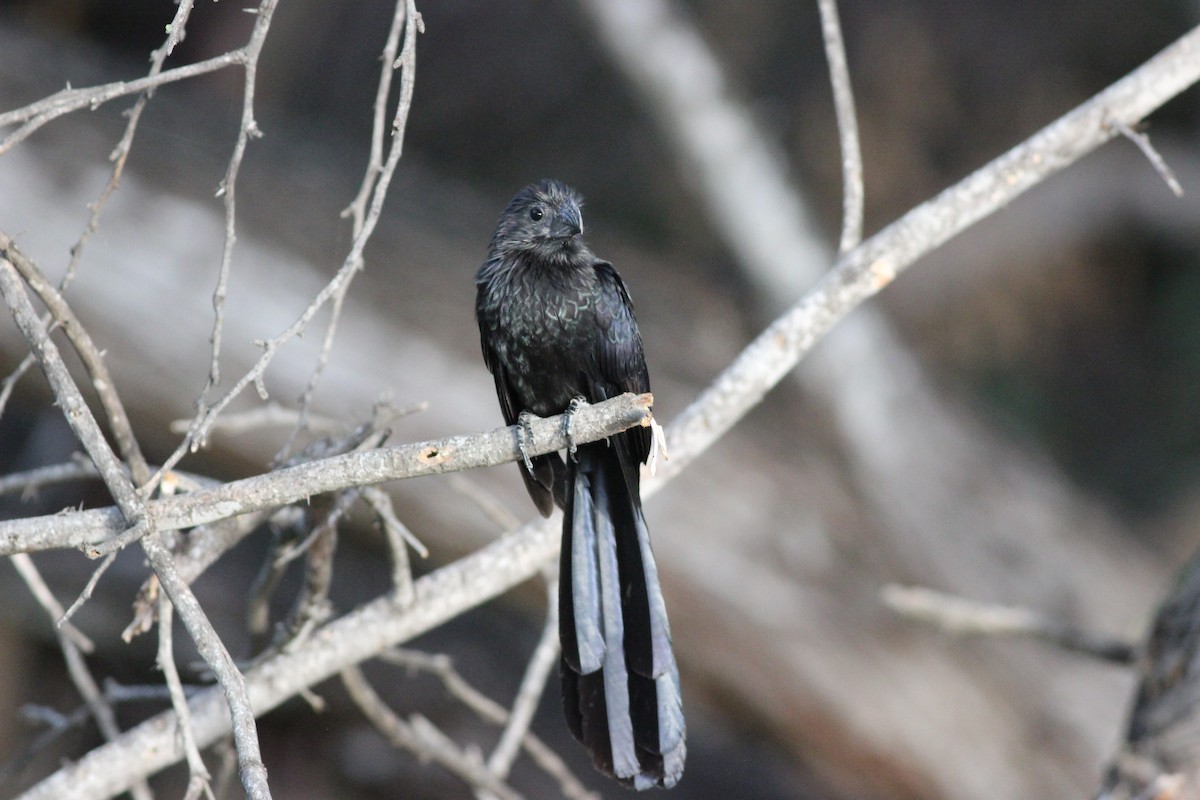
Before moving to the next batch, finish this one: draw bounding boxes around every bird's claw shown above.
[565,396,588,461]
[517,411,537,473]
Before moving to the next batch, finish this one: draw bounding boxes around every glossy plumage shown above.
[475,180,685,788]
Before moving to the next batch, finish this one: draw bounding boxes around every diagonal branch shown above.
[657,23,1200,475]
[0,258,273,800]
[0,234,150,481]
[0,52,245,154]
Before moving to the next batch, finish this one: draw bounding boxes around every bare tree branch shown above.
[882,584,1137,664]
[204,0,280,394]
[157,594,214,800]
[64,0,197,290]
[655,22,1200,476]
[0,52,246,154]
[285,0,424,459]
[165,0,422,474]
[484,571,561,785]
[361,486,422,602]
[0,258,273,800]
[0,392,654,556]
[341,666,525,800]
[10,554,154,800]
[0,457,98,498]
[60,552,119,627]
[377,650,598,800]
[0,233,150,481]
[5,8,1200,799]
[13,22,1199,798]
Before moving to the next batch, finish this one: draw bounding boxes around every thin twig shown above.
[10,554,93,652]
[484,570,560,784]
[816,0,864,253]
[361,486,422,603]
[0,234,151,482]
[281,0,422,460]
[142,533,273,799]
[165,0,422,478]
[272,495,343,652]
[342,0,410,232]
[0,458,99,499]
[380,649,598,800]
[9,555,154,800]
[0,52,246,154]
[1107,116,1185,197]
[362,487,428,553]
[341,666,525,800]
[168,402,344,436]
[203,0,279,395]
[277,266,351,461]
[60,553,119,627]
[410,715,525,800]
[157,594,214,798]
[448,475,523,533]
[0,352,35,422]
[62,0,198,291]
[882,584,1137,664]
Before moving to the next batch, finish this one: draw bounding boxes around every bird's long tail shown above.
[559,440,686,789]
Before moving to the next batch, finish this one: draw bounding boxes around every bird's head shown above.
[491,179,587,263]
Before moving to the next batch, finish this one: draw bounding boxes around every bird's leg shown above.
[516,411,537,473]
[564,396,589,461]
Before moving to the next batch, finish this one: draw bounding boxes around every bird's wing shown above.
[591,260,650,393]
[477,300,562,516]
[484,348,521,426]
[592,260,652,466]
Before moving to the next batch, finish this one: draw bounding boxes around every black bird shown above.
[475,180,685,789]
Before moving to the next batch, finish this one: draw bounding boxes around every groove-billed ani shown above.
[475,180,685,789]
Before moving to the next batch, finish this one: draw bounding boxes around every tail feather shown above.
[559,441,686,789]
[565,468,604,672]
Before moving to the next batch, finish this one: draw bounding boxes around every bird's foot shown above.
[564,396,589,461]
[516,411,537,473]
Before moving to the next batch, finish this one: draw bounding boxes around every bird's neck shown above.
[490,247,594,285]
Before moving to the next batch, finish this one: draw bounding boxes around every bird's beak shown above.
[550,203,583,240]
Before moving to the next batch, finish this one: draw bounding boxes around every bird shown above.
[474,179,685,789]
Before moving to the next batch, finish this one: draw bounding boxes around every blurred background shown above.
[0,1,1199,798]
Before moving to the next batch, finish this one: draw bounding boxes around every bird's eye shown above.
[529,206,544,222]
